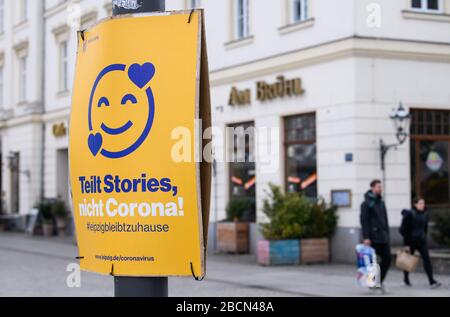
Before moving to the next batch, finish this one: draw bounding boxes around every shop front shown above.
[210,48,450,262]
[210,67,327,255]
[410,109,450,213]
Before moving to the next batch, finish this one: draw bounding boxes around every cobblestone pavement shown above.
[0,233,449,297]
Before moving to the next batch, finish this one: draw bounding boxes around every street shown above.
[0,233,449,297]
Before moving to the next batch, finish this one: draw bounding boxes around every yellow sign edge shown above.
[68,10,208,278]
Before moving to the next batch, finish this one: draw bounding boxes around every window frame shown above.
[235,0,250,40]
[410,109,450,208]
[0,0,5,34]
[227,121,257,222]
[292,0,308,23]
[411,0,444,13]
[59,41,69,92]
[283,112,318,198]
[19,0,28,23]
[18,55,27,103]
[23,0,28,20]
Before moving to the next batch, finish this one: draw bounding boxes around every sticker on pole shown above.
[69,10,211,277]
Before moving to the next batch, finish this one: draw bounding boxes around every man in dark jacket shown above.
[360,180,391,286]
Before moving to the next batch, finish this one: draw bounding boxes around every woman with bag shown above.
[399,198,441,289]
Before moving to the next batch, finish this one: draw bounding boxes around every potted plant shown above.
[52,199,68,237]
[300,199,338,264]
[38,200,54,237]
[258,185,338,266]
[217,197,252,254]
[258,185,309,266]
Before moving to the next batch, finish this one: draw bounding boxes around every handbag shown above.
[396,248,420,272]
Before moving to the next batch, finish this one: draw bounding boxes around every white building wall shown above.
[43,0,112,209]
[203,0,450,260]
[355,0,450,42]
[0,1,44,216]
[353,57,450,225]
[6,1,44,116]
[1,119,42,214]
[43,114,70,200]
[44,0,112,115]
[210,56,357,221]
[0,0,448,262]
[166,0,355,71]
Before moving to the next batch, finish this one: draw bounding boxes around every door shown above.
[410,109,450,208]
[10,152,20,214]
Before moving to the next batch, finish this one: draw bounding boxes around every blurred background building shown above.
[0,0,449,262]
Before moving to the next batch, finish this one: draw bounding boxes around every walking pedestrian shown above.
[360,180,392,292]
[400,197,441,289]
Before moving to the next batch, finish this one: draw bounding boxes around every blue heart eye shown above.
[121,94,137,105]
[98,97,110,108]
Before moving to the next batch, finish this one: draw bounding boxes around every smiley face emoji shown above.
[87,63,156,159]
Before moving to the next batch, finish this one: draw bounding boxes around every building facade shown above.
[0,0,449,262]
[0,0,113,225]
[202,0,450,261]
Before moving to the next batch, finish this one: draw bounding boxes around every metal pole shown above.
[380,139,387,199]
[112,0,168,297]
[114,277,168,297]
[213,159,218,252]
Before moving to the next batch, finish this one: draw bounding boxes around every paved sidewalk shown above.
[0,233,449,297]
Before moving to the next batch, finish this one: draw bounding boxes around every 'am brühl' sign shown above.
[229,76,305,106]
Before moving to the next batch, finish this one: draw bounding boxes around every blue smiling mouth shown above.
[101,121,133,135]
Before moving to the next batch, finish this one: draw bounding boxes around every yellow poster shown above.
[69,10,210,277]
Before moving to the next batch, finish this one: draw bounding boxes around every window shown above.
[411,0,442,12]
[284,113,317,198]
[19,0,28,22]
[292,0,308,22]
[59,41,68,92]
[18,55,27,102]
[410,109,450,207]
[228,122,256,222]
[0,0,4,33]
[188,0,200,9]
[0,65,3,107]
[235,0,250,39]
[9,152,20,214]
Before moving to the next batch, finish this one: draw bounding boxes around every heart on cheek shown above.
[88,133,103,156]
[128,63,156,89]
